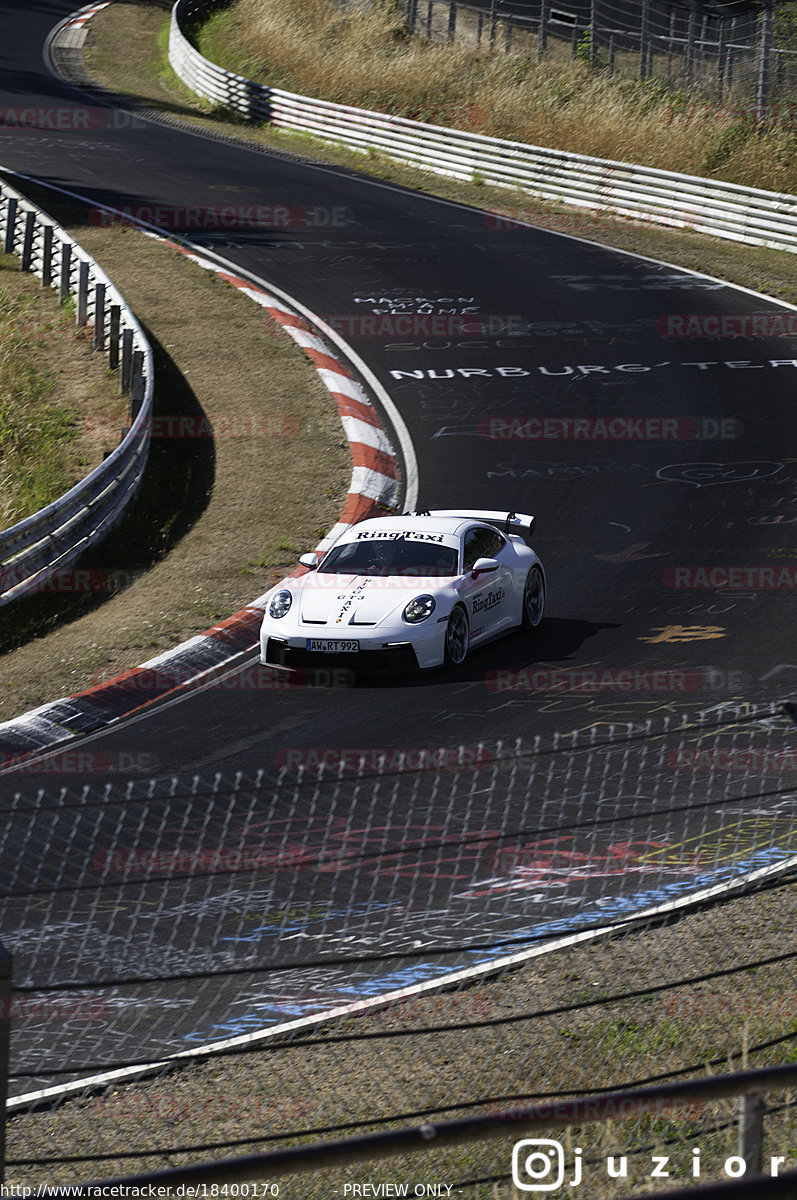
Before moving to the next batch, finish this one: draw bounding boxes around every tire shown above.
[444,604,470,666]
[521,565,545,630]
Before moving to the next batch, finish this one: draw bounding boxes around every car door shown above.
[460,525,514,641]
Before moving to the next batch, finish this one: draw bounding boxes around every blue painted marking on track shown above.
[182,847,795,1040]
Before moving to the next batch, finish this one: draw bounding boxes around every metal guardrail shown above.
[169,0,797,253]
[0,178,153,606]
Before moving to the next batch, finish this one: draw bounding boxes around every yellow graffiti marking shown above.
[640,625,726,643]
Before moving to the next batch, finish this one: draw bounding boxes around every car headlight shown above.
[402,594,436,624]
[268,589,293,619]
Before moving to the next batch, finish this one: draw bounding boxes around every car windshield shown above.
[318,535,459,577]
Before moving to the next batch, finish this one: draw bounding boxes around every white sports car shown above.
[259,509,545,673]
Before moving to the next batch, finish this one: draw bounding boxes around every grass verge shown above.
[0,180,349,722]
[0,252,125,529]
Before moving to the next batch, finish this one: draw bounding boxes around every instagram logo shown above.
[512,1139,577,1191]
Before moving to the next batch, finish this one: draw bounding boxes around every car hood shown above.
[296,573,440,627]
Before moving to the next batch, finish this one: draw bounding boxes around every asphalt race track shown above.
[0,0,796,1099]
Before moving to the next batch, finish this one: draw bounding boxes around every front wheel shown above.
[444,604,470,666]
[522,566,545,630]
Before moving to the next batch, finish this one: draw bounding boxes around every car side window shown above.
[463,526,505,570]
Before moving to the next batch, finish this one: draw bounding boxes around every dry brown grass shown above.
[200,0,797,194]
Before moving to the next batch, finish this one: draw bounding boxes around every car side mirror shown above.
[299,552,320,569]
[471,557,500,578]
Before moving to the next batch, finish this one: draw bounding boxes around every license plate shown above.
[306,639,359,653]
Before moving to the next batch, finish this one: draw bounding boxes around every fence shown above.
[401,0,790,118]
[168,0,797,257]
[71,1066,797,1194]
[2,703,796,1194]
[0,178,153,607]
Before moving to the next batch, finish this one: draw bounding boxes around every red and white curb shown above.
[66,2,111,29]
[50,0,112,43]
[171,242,400,550]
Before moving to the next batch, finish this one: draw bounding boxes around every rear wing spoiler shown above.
[412,509,536,539]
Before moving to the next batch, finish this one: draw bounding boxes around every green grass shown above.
[0,280,80,528]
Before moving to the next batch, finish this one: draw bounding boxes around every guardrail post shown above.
[489,0,497,47]
[41,225,54,287]
[77,259,90,326]
[0,941,11,1184]
[109,305,121,370]
[640,0,650,78]
[447,0,455,41]
[94,282,107,351]
[130,351,145,420]
[20,210,35,272]
[4,197,17,255]
[59,240,72,304]
[685,1,697,86]
[756,0,773,121]
[538,0,547,54]
[738,1093,765,1174]
[120,327,134,394]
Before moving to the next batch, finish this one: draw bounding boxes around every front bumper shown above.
[262,636,422,674]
